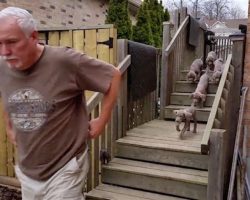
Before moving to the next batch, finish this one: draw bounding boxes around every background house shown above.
[0,0,141,29]
[203,18,247,36]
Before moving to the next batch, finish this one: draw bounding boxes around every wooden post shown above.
[116,39,128,138]
[160,22,171,119]
[207,129,226,200]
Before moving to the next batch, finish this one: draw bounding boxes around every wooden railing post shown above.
[207,129,226,200]
[116,39,128,139]
[160,22,171,119]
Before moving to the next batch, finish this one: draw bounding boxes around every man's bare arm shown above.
[89,67,121,139]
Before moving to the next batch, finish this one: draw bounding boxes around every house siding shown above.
[0,0,109,28]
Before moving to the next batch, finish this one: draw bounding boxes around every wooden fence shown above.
[0,25,117,180]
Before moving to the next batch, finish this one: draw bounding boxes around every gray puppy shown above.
[173,105,197,139]
[187,59,203,82]
[206,51,217,70]
[211,58,224,84]
[191,72,209,107]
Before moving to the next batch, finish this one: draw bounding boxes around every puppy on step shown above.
[173,104,197,139]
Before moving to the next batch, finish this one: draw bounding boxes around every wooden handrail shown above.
[201,54,232,154]
[86,55,131,114]
[227,87,248,200]
[165,16,189,54]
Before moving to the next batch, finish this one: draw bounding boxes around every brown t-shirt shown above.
[0,45,115,180]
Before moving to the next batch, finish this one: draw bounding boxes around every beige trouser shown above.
[15,148,89,200]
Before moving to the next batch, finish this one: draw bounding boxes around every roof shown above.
[202,18,247,29]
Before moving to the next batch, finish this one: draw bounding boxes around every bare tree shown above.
[163,0,188,10]
[162,0,246,20]
[200,0,231,20]
[227,4,246,19]
[189,0,205,18]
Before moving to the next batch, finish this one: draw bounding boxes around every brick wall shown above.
[244,0,250,154]
[0,0,108,29]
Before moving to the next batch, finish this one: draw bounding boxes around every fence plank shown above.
[60,30,73,47]
[48,31,60,46]
[97,29,109,63]
[84,29,97,58]
[72,30,84,52]
[0,100,7,176]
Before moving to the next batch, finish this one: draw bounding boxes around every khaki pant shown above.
[15,148,89,200]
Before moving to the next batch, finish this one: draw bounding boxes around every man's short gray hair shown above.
[0,7,37,37]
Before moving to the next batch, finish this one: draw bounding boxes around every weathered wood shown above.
[227,87,248,200]
[115,142,208,170]
[170,92,215,107]
[93,106,100,187]
[86,184,185,200]
[117,55,131,74]
[102,158,207,200]
[207,129,226,200]
[201,54,232,154]
[87,93,103,114]
[160,22,171,119]
[165,105,211,122]
[117,39,128,139]
[175,81,218,93]
[165,17,189,54]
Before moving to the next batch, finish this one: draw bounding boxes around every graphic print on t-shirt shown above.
[7,88,55,132]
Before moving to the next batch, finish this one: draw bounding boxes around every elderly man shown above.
[0,6,121,200]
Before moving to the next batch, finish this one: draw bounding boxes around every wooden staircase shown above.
[86,70,217,200]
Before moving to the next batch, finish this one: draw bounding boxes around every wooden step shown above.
[179,69,208,81]
[175,81,218,93]
[179,69,190,80]
[165,105,211,122]
[102,158,208,200]
[170,92,215,107]
[86,184,188,200]
[115,120,208,170]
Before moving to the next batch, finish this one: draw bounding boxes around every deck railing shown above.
[201,54,234,154]
[160,16,189,118]
[210,36,233,61]
[86,54,131,191]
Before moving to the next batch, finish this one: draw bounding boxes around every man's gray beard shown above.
[0,56,13,69]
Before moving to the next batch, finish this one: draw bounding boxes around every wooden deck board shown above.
[86,184,188,200]
[117,138,201,153]
[125,120,206,149]
[104,158,208,185]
